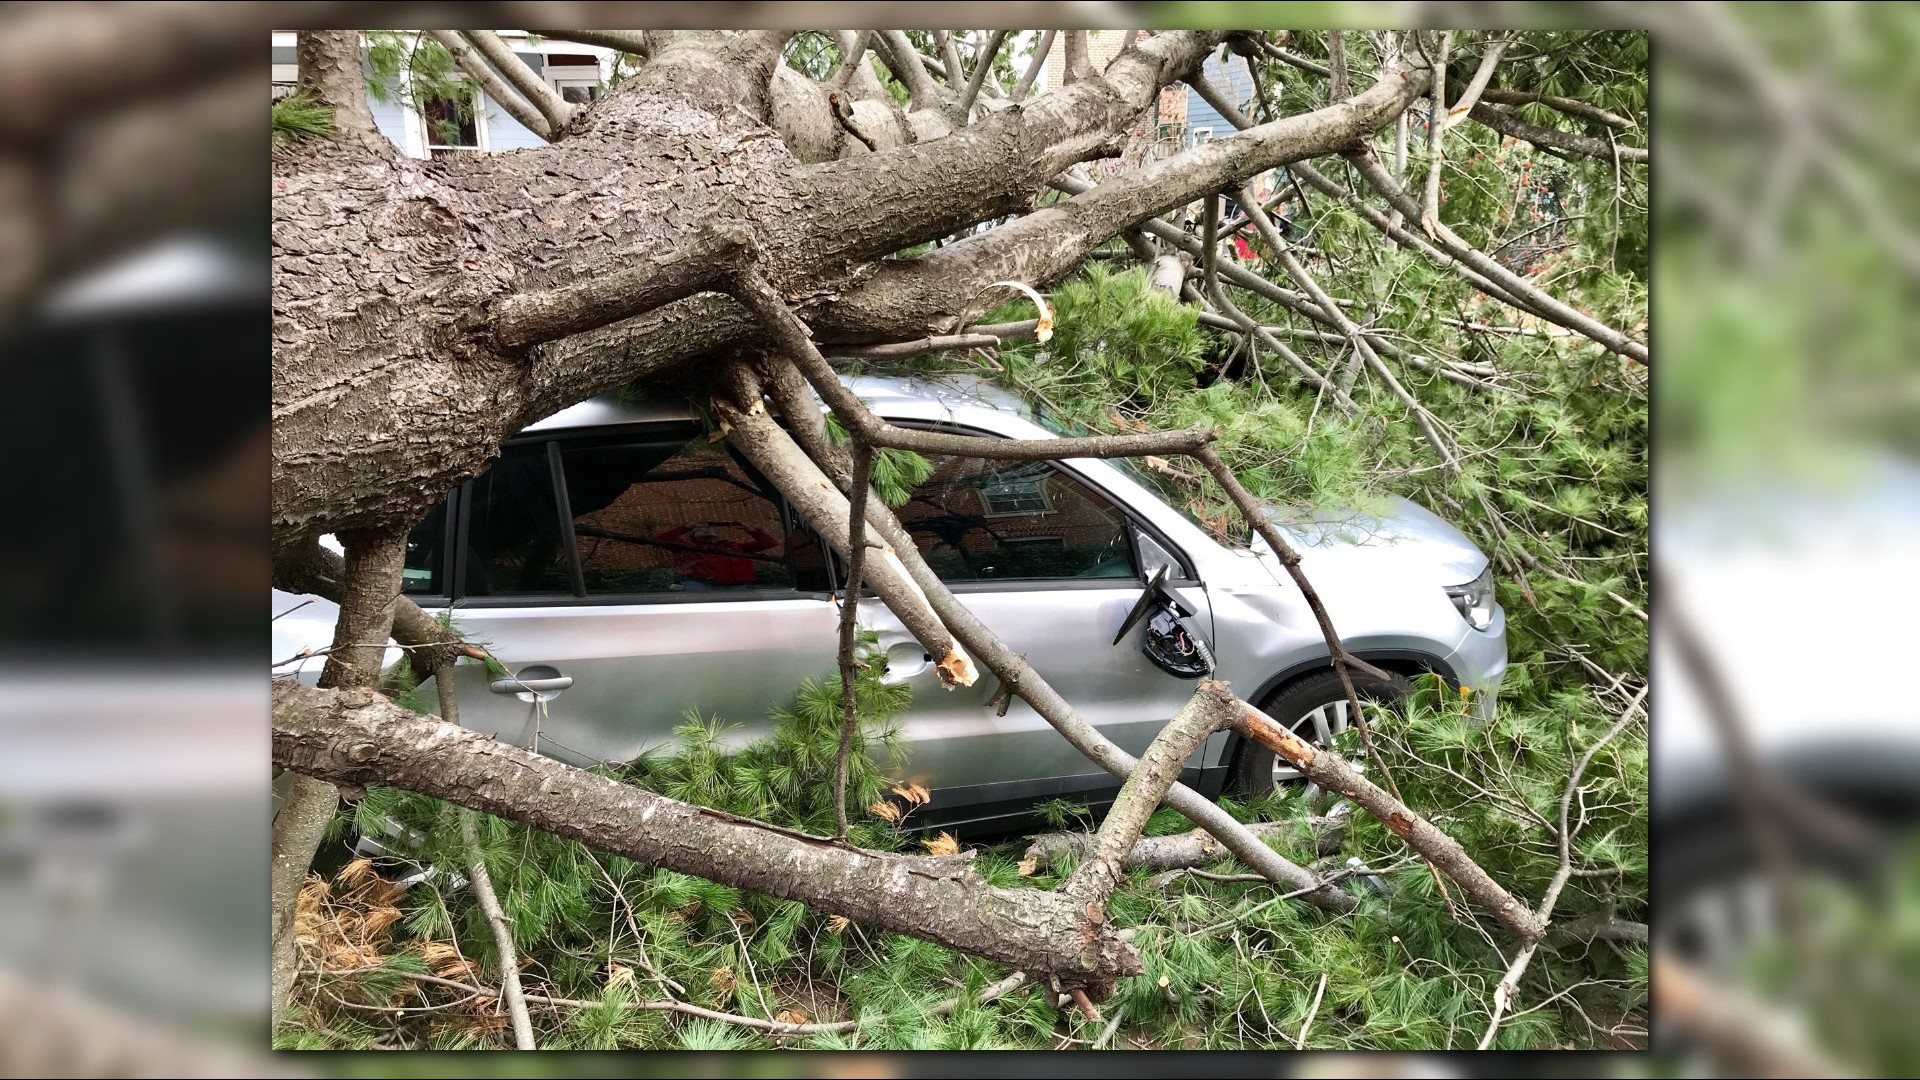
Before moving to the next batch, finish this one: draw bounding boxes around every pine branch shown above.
[831,440,872,841]
[463,30,580,135]
[1346,150,1650,363]
[427,30,554,142]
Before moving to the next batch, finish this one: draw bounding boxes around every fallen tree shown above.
[269,25,1646,1043]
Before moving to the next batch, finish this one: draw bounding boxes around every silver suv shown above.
[273,375,1506,830]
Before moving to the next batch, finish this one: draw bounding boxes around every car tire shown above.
[1229,668,1412,798]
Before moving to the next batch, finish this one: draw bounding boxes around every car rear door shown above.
[858,443,1213,825]
[423,423,839,769]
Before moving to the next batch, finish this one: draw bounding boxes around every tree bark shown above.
[272,534,476,683]
[272,681,1143,994]
[270,526,408,1028]
[270,31,1232,549]
[1063,681,1242,905]
[1024,815,1347,874]
[296,30,380,147]
[813,63,1429,342]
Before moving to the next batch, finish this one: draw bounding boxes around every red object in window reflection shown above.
[657,522,777,586]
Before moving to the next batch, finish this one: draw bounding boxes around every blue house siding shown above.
[1183,52,1255,142]
[368,93,415,155]
[482,95,547,151]
[483,51,552,151]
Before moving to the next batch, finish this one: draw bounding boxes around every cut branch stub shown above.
[273,680,1139,991]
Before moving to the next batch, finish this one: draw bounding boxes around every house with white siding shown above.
[270,32,618,158]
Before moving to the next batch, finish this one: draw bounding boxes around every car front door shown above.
[426,424,839,769]
[858,443,1213,826]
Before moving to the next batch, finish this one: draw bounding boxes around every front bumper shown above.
[1447,602,1509,722]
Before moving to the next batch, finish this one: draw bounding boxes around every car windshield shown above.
[1029,399,1246,543]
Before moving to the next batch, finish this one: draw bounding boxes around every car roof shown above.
[519,373,1038,433]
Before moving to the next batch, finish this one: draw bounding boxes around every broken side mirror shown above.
[1113,564,1216,679]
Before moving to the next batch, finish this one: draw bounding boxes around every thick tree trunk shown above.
[270,30,1228,550]
[270,527,408,1026]
[272,681,1142,993]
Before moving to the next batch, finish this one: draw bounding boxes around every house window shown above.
[894,454,1135,583]
[545,56,604,106]
[420,92,481,156]
[1190,127,1213,148]
[555,80,602,105]
[977,465,1055,517]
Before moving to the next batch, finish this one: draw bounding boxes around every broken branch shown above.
[273,680,1143,990]
[427,31,554,142]
[1232,701,1547,941]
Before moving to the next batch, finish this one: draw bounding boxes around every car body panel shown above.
[273,374,1508,827]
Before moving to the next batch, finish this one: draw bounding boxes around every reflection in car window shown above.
[401,500,446,595]
[896,455,1136,582]
[560,436,824,594]
[464,443,572,596]
[1029,400,1224,540]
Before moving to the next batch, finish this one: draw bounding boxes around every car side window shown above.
[400,500,447,595]
[895,455,1137,583]
[559,434,825,595]
[463,442,573,596]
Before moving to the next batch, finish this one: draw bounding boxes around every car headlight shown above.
[1445,565,1496,630]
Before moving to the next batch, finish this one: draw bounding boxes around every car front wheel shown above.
[1229,668,1411,798]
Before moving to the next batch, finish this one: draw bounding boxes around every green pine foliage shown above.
[271,92,334,150]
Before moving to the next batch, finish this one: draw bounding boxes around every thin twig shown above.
[832,440,872,841]
[327,965,1030,1036]
[437,664,535,1050]
[1478,684,1646,1049]
[1296,972,1329,1049]
[1011,30,1055,101]
[1236,183,1458,471]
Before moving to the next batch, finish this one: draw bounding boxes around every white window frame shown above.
[1190,127,1213,148]
[544,63,605,107]
[413,85,490,157]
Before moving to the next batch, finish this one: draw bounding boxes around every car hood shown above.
[1247,495,1490,586]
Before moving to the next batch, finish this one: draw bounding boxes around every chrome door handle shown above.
[490,676,573,694]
